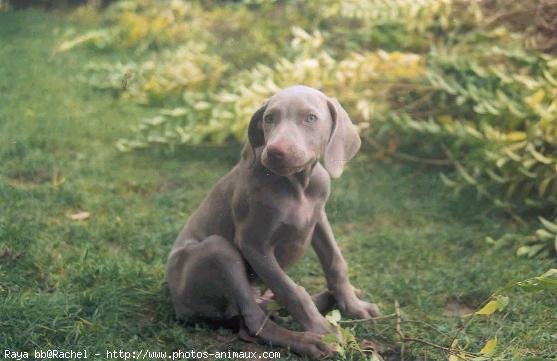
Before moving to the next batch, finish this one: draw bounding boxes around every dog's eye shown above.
[263,114,274,124]
[305,114,318,123]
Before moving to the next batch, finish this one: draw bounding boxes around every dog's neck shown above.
[286,161,317,190]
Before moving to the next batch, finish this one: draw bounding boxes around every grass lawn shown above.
[1,10,555,361]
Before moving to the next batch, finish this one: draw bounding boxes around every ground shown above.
[0,10,555,361]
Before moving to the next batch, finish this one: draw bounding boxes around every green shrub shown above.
[58,0,557,257]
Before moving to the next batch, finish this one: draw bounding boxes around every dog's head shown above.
[248,85,361,178]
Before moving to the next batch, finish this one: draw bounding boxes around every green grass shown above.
[0,10,555,361]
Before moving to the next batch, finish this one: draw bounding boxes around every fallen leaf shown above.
[475,300,498,315]
[449,338,460,361]
[326,309,341,326]
[480,338,497,354]
[52,170,66,187]
[67,211,91,221]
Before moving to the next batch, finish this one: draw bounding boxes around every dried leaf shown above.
[448,338,460,361]
[326,309,342,326]
[480,338,497,355]
[475,300,498,315]
[67,211,91,221]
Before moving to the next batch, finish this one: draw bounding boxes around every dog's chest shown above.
[277,194,315,230]
[270,193,318,268]
[233,175,327,268]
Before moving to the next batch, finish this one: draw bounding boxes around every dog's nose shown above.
[267,143,287,162]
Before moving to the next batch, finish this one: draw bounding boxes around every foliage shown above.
[421,45,557,218]
[80,42,227,105]
[57,0,557,258]
[56,0,211,51]
[487,216,557,258]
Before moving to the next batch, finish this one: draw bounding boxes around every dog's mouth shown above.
[261,156,310,176]
[265,163,307,176]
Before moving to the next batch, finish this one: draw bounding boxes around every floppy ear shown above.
[247,101,268,149]
[323,97,361,178]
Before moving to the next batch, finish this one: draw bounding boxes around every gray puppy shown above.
[166,85,380,358]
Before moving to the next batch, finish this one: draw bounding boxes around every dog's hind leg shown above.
[311,291,337,314]
[166,235,333,359]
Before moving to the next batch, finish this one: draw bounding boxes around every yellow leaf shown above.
[525,89,545,108]
[475,300,498,315]
[326,309,341,326]
[449,338,459,361]
[480,338,497,354]
[505,131,527,142]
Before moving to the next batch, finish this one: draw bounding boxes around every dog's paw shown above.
[295,332,336,359]
[340,298,382,319]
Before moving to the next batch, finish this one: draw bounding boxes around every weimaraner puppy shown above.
[166,85,380,358]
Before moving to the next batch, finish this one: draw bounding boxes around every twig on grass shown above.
[337,313,397,324]
[395,300,405,361]
[255,312,271,337]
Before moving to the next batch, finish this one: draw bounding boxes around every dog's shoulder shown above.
[307,162,331,200]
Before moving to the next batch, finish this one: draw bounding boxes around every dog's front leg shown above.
[240,241,333,335]
[312,210,381,319]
